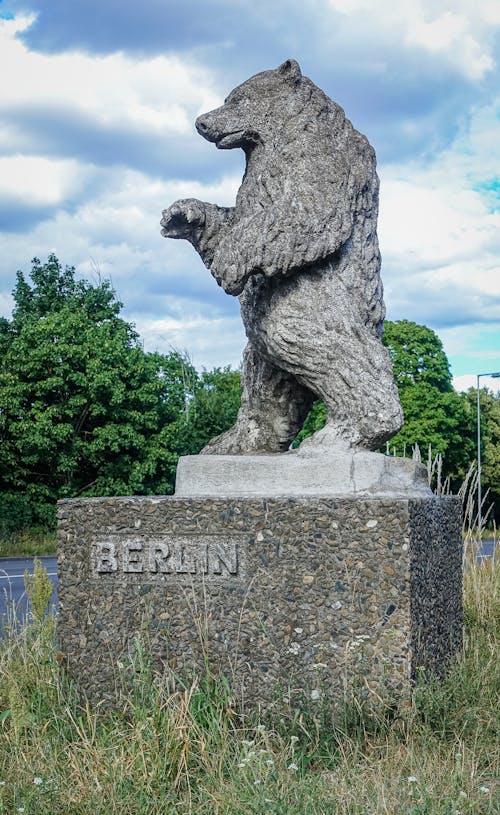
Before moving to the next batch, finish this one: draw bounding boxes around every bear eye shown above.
[226,91,243,105]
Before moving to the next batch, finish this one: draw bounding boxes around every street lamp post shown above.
[476,371,500,534]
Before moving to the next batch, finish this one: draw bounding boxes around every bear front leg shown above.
[161,198,206,239]
[161,199,234,269]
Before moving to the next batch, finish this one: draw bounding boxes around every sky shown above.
[0,0,499,394]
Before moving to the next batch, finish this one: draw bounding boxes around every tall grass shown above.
[0,548,497,814]
[0,528,56,559]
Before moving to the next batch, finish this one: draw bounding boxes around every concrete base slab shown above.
[175,449,431,498]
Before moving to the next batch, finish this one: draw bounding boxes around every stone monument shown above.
[58,60,462,709]
[161,58,402,455]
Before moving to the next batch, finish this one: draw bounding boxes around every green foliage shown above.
[293,320,500,515]
[178,367,241,452]
[155,365,241,490]
[467,387,500,520]
[0,255,245,535]
[0,528,56,558]
[294,321,477,481]
[388,381,475,477]
[10,254,122,327]
[24,558,55,623]
[381,321,482,491]
[382,319,453,392]
[2,256,497,533]
[292,400,327,448]
[0,256,206,527]
[0,493,33,536]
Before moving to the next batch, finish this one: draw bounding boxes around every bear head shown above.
[195,59,303,151]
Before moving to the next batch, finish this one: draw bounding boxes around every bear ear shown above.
[277,59,302,82]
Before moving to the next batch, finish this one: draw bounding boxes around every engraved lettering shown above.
[95,541,118,572]
[123,541,144,573]
[173,542,209,574]
[149,542,172,573]
[210,542,238,575]
[174,544,196,574]
[199,543,209,574]
[93,538,241,579]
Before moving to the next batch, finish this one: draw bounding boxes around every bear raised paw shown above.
[161,59,403,453]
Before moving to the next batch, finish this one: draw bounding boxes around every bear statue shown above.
[161,59,403,453]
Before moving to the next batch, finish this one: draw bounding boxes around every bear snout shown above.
[195,113,218,142]
[195,115,209,135]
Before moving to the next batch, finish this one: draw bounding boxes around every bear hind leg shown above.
[201,344,314,454]
[296,325,403,452]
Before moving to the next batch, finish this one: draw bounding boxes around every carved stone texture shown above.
[161,59,403,453]
[57,494,463,709]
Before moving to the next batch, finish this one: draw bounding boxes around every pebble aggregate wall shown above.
[57,495,462,708]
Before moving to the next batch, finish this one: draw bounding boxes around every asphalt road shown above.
[0,556,57,627]
[0,542,496,628]
[477,538,496,561]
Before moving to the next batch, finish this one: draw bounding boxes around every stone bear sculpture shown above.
[161,59,403,453]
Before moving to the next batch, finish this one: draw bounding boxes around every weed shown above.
[0,552,497,813]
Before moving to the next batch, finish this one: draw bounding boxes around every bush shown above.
[0,493,33,536]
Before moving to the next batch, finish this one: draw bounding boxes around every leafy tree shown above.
[0,255,193,527]
[160,366,241,484]
[10,255,121,327]
[381,321,476,483]
[5,258,494,530]
[292,400,326,448]
[382,319,453,392]
[386,382,475,477]
[478,391,500,498]
[187,367,241,449]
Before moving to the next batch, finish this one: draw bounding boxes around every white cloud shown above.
[484,0,500,24]
[407,11,493,80]
[37,166,240,254]
[135,311,246,370]
[0,4,498,378]
[0,15,221,140]
[454,373,500,393]
[379,94,500,325]
[0,159,240,274]
[0,155,90,205]
[0,162,244,367]
[327,0,498,80]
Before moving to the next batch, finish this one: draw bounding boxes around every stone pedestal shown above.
[57,493,462,708]
[175,449,431,498]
